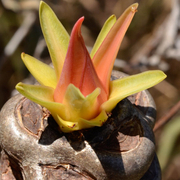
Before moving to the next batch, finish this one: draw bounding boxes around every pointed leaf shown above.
[79,110,107,128]
[93,3,138,94]
[102,70,167,112]
[63,84,101,120]
[21,53,57,88]
[54,17,107,104]
[52,113,78,133]
[90,15,116,58]
[81,87,101,119]
[53,110,108,133]
[39,1,69,79]
[16,83,68,119]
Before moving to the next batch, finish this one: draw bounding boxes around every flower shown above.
[16,1,166,133]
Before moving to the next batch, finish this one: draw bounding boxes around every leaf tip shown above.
[156,70,167,81]
[161,71,167,80]
[39,0,49,16]
[163,71,167,78]
[109,14,117,21]
[21,52,25,60]
[131,3,139,13]
[76,16,85,29]
[15,82,23,91]
[40,0,46,9]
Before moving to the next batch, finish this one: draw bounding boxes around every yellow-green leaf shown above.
[53,114,78,133]
[79,110,108,128]
[39,1,70,79]
[21,53,57,88]
[102,70,167,112]
[54,110,108,133]
[16,83,67,119]
[90,15,116,58]
[63,84,101,120]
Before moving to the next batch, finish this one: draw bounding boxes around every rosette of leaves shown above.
[15,2,166,133]
[0,2,165,179]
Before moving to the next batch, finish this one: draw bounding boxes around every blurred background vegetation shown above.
[0,0,180,179]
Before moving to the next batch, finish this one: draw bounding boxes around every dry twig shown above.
[154,100,180,132]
